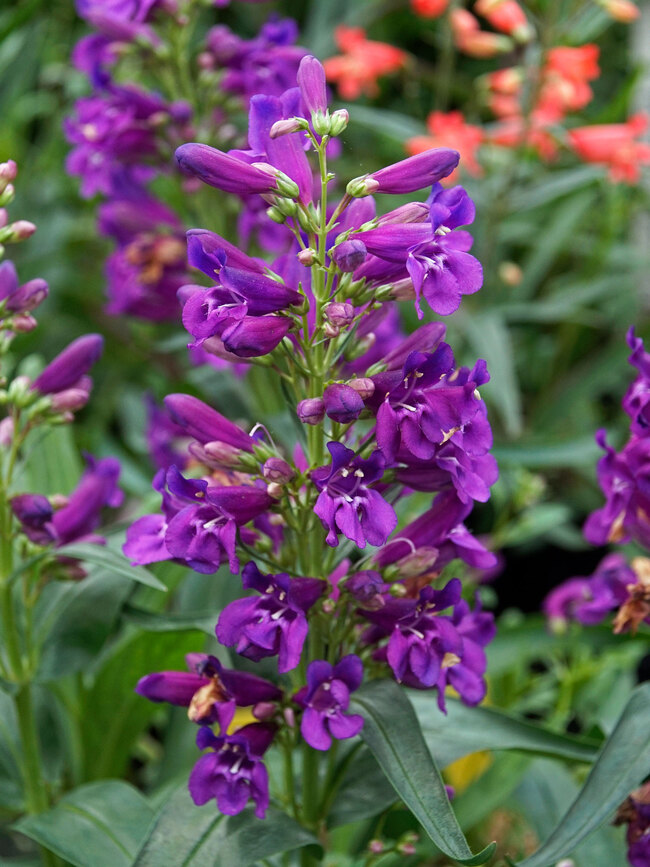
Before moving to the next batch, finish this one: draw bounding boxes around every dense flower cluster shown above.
[130,54,497,820]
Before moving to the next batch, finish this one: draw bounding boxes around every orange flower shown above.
[538,45,600,114]
[600,0,640,22]
[483,67,523,118]
[489,107,561,160]
[474,0,532,40]
[406,111,484,180]
[411,0,449,18]
[568,114,650,183]
[450,8,513,58]
[323,26,407,100]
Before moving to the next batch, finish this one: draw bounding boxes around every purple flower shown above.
[0,261,48,317]
[123,465,272,574]
[216,562,324,672]
[543,553,634,627]
[189,723,275,818]
[175,143,281,196]
[145,396,189,471]
[135,652,281,725]
[349,149,459,196]
[615,783,650,867]
[584,431,650,548]
[294,656,364,750]
[164,393,254,453]
[624,327,650,436]
[312,442,397,549]
[11,454,122,547]
[32,334,103,396]
[331,240,367,273]
[186,228,267,278]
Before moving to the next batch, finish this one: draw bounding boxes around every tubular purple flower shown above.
[164,393,254,451]
[348,148,460,197]
[31,334,104,396]
[175,143,279,195]
[294,656,364,751]
[297,55,328,117]
[0,261,48,315]
[297,397,325,425]
[186,228,266,277]
[221,314,291,358]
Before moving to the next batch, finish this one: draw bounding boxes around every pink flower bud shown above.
[270,118,306,139]
[0,416,14,446]
[50,386,91,412]
[8,220,37,241]
[297,397,325,425]
[11,314,37,332]
[262,457,294,483]
[324,302,355,327]
[297,247,317,266]
[347,378,375,400]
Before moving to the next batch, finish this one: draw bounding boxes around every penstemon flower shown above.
[131,54,497,824]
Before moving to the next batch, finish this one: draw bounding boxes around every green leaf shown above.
[122,605,215,635]
[507,682,650,866]
[57,543,167,591]
[410,695,601,767]
[350,680,495,865]
[133,784,319,866]
[17,424,82,496]
[492,436,602,468]
[14,781,154,867]
[327,748,397,828]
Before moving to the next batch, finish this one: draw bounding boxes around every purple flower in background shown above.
[217,562,324,672]
[189,723,275,818]
[294,655,364,750]
[615,783,650,867]
[145,396,189,471]
[312,442,397,548]
[164,393,254,453]
[135,652,281,725]
[624,327,650,436]
[11,454,122,547]
[543,553,633,627]
[348,149,460,196]
[584,431,650,548]
[203,18,306,106]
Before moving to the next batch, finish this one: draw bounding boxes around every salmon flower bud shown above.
[568,114,650,184]
[1,220,36,243]
[474,0,532,40]
[0,160,17,195]
[451,9,513,56]
[297,247,317,266]
[269,118,309,139]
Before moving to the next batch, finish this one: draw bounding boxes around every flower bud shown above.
[323,383,364,423]
[252,163,300,199]
[196,440,243,469]
[324,302,354,328]
[331,239,367,272]
[266,206,286,224]
[311,110,331,137]
[11,314,37,332]
[297,247,317,266]
[297,55,328,116]
[4,220,36,242]
[270,117,309,138]
[252,701,277,721]
[267,482,283,499]
[346,175,380,198]
[368,840,384,854]
[329,109,349,136]
[0,160,17,190]
[498,261,523,286]
[347,377,375,400]
[389,277,417,300]
[600,0,639,21]
[50,385,91,412]
[262,457,294,483]
[297,397,325,425]
[0,184,15,207]
[0,416,14,446]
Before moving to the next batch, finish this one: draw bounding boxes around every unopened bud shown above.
[346,175,379,198]
[390,277,416,300]
[397,842,416,855]
[283,707,296,728]
[252,701,277,721]
[498,261,523,286]
[329,109,349,136]
[50,494,69,509]
[324,322,340,338]
[322,598,336,614]
[0,209,7,228]
[270,117,308,138]
[197,440,243,468]
[262,457,294,483]
[50,387,90,412]
[0,161,17,196]
[0,416,14,446]
[274,197,298,217]
[297,247,317,266]
[324,302,354,327]
[267,482,283,499]
[297,397,325,425]
[331,239,367,272]
[6,220,36,242]
[396,547,439,578]
[311,109,331,137]
[389,582,408,597]
[347,378,374,400]
[0,184,15,207]
[368,840,384,854]
[11,314,37,332]
[266,206,286,224]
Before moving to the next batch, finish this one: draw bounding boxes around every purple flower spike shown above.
[32,334,104,395]
[0,261,48,315]
[349,149,460,197]
[312,442,397,549]
[295,656,364,751]
[323,383,364,424]
[189,724,275,818]
[10,494,54,545]
[297,55,328,117]
[543,553,633,627]
[217,562,324,672]
[176,143,278,196]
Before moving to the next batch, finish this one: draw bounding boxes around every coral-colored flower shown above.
[539,45,600,115]
[474,0,532,40]
[411,0,449,17]
[406,111,484,180]
[567,114,650,183]
[323,26,406,100]
[450,8,513,57]
[489,106,561,160]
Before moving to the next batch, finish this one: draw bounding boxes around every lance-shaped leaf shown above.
[409,694,601,766]
[506,682,650,866]
[58,542,167,591]
[350,680,495,866]
[133,784,320,866]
